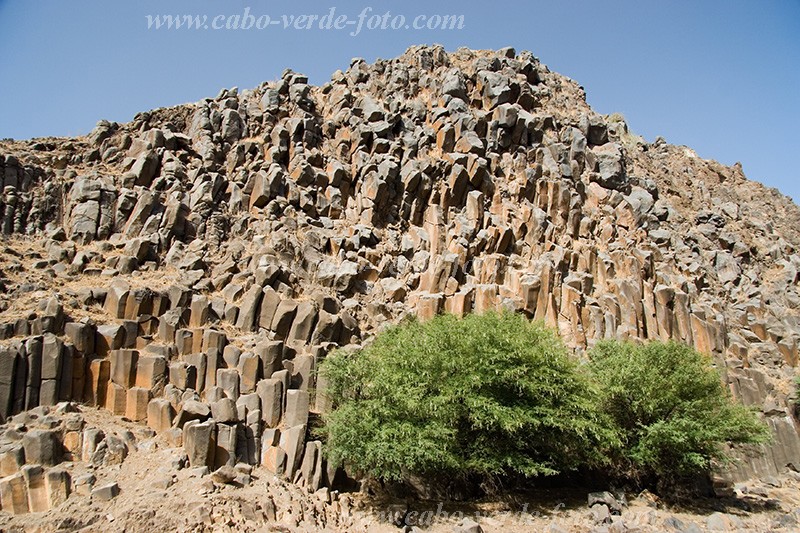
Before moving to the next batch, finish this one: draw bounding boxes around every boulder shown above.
[184,420,216,468]
[22,429,62,466]
[91,481,120,502]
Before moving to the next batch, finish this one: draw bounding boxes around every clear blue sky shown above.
[1,0,798,200]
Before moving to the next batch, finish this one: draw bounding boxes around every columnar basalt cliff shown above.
[1,45,800,525]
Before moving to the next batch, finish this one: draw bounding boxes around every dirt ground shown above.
[1,405,799,533]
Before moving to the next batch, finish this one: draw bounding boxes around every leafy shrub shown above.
[319,312,614,485]
[588,340,770,486]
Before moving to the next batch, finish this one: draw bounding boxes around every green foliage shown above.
[319,314,770,491]
[319,311,614,483]
[588,340,771,484]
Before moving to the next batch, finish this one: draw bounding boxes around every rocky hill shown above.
[1,45,800,530]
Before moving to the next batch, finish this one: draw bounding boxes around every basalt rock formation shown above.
[1,44,800,521]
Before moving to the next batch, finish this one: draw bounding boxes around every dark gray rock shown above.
[91,481,120,501]
[22,429,63,466]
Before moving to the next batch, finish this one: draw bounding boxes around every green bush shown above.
[588,340,771,485]
[319,311,614,484]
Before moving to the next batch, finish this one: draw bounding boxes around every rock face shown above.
[1,45,800,490]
